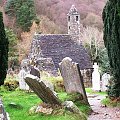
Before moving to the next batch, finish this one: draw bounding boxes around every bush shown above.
[4,80,19,91]
[41,71,65,92]
[3,75,19,91]
[101,98,119,107]
[0,85,7,92]
[54,80,65,93]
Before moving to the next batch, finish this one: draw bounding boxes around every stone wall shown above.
[36,57,57,75]
[29,34,92,70]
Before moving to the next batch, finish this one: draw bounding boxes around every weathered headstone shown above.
[30,65,40,78]
[81,69,92,88]
[101,73,110,91]
[21,59,30,70]
[18,68,29,90]
[92,63,101,91]
[0,98,9,120]
[25,74,61,105]
[59,57,88,104]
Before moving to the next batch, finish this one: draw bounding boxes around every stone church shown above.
[28,5,92,79]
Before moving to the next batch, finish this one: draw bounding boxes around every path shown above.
[88,94,120,120]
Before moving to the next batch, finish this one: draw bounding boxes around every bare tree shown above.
[80,26,103,61]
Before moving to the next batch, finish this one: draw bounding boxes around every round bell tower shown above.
[67,5,80,41]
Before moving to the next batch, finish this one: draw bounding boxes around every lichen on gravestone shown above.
[25,74,62,106]
[0,98,8,120]
[59,57,89,104]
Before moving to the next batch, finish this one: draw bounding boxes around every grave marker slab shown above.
[0,98,8,120]
[25,75,61,105]
[30,66,40,78]
[59,57,88,104]
[92,63,101,91]
[101,73,110,91]
[18,68,29,90]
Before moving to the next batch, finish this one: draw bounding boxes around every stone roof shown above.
[30,34,92,70]
[67,5,79,15]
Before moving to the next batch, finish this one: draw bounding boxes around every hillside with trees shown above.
[1,0,106,33]
[34,0,106,32]
[0,0,107,67]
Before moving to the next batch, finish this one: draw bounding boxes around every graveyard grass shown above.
[85,88,107,95]
[0,90,90,120]
[101,97,120,107]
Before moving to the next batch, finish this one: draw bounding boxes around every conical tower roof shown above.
[68,5,79,15]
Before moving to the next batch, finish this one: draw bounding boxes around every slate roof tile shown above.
[30,34,92,70]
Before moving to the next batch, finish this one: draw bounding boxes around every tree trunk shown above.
[103,1,120,98]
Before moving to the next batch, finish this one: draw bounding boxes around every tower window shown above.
[76,16,78,21]
[68,16,70,21]
[69,26,70,29]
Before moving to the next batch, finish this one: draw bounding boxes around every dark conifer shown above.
[0,12,9,85]
[103,1,120,98]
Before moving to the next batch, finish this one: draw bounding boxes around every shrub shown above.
[54,80,65,93]
[4,75,19,91]
[101,98,118,107]
[4,80,19,91]
[41,71,65,92]
[0,85,7,92]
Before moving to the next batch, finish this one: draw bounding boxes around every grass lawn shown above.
[85,88,107,96]
[0,90,91,120]
[101,97,120,107]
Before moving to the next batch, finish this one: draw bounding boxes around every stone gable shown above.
[29,34,92,70]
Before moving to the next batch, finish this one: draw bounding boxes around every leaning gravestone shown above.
[101,73,110,91]
[92,63,101,91]
[59,57,88,104]
[25,74,61,105]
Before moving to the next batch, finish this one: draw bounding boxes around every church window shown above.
[76,16,78,21]
[69,26,70,29]
[68,16,70,21]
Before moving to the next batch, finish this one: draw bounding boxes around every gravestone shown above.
[101,73,110,91]
[30,65,40,78]
[18,68,29,90]
[21,59,30,70]
[25,74,61,105]
[0,98,9,120]
[59,57,88,104]
[92,63,101,91]
[81,69,92,88]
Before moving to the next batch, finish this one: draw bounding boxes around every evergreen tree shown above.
[5,28,19,68]
[103,1,120,98]
[0,12,9,85]
[5,0,36,32]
